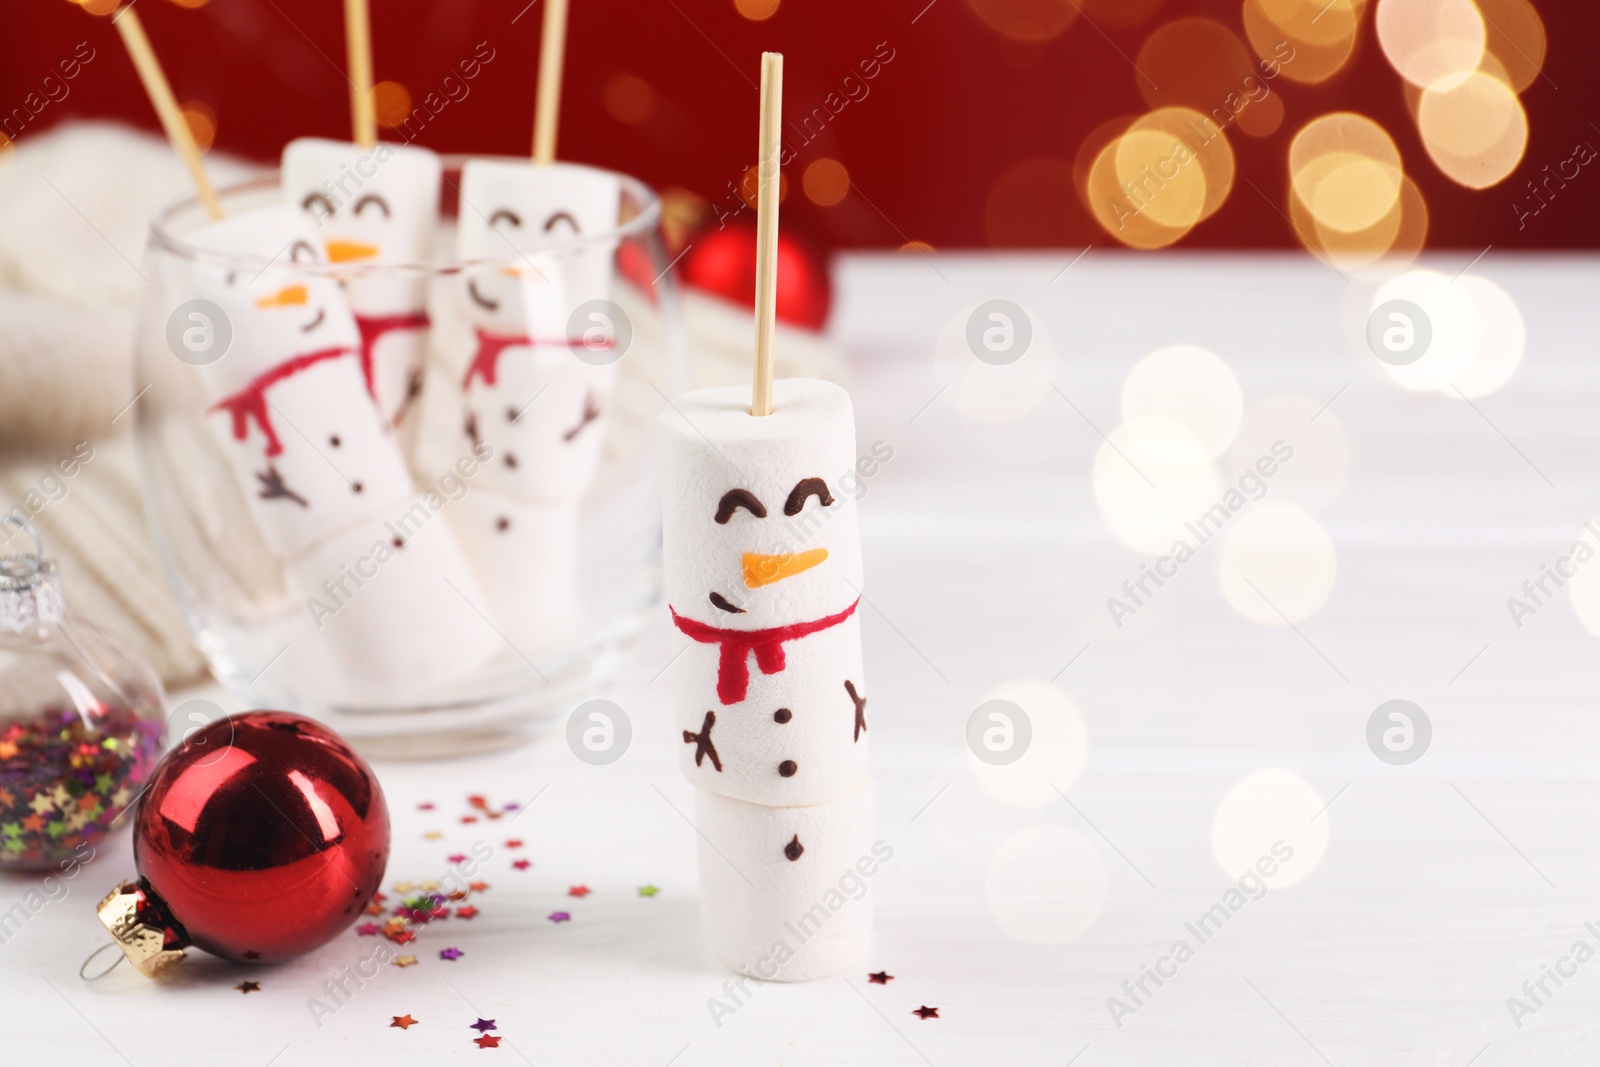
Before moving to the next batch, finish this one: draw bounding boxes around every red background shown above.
[3,0,1596,252]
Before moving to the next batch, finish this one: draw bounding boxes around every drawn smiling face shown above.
[281,138,442,269]
[181,205,360,368]
[660,380,866,633]
[456,159,622,335]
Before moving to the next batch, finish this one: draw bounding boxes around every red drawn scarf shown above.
[209,347,352,457]
[462,327,615,391]
[670,598,860,705]
[355,311,430,400]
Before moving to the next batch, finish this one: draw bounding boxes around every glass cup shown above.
[133,159,685,757]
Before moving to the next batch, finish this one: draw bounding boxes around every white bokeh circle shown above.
[985,824,1109,944]
[1121,344,1244,459]
[1211,768,1330,888]
[966,678,1089,806]
[1217,504,1338,625]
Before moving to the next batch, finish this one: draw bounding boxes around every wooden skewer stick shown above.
[751,51,783,418]
[344,0,377,150]
[532,0,570,165]
[113,5,223,220]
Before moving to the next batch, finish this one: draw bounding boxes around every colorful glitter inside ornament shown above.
[0,519,165,870]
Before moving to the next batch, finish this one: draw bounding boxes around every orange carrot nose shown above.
[255,285,308,309]
[743,549,829,589]
[326,239,380,262]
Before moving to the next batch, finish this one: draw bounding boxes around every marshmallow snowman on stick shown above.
[443,0,624,652]
[113,7,493,701]
[279,0,441,436]
[660,54,877,982]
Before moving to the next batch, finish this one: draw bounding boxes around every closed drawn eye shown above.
[543,210,580,234]
[352,193,390,218]
[301,191,336,217]
[489,208,522,229]
[288,239,318,264]
[783,477,835,516]
[715,488,767,524]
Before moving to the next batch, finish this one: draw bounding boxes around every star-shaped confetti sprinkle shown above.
[424,831,443,840]
[511,860,530,871]
[504,839,523,849]
[392,956,418,968]
[868,971,894,984]
[461,816,478,824]
[456,905,479,919]
[469,881,489,892]
[393,882,414,893]
[468,795,488,809]
[421,881,439,891]
[638,884,659,897]
[388,930,416,945]
[235,981,261,994]
[447,853,467,864]
[28,793,54,815]
[912,1006,939,1019]
[439,947,464,961]
[474,1034,501,1049]
[470,1019,497,1032]
[568,886,590,898]
[391,1014,418,1029]
[548,911,570,923]
[418,802,435,810]
[356,923,380,936]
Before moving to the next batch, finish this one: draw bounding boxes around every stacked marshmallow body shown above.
[659,378,874,981]
[170,205,492,700]
[442,161,622,650]
[281,138,441,433]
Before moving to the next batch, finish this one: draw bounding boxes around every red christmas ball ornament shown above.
[682,221,832,330]
[91,711,389,977]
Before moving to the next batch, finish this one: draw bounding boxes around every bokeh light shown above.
[933,301,1058,422]
[602,74,656,125]
[925,762,1045,865]
[1211,768,1330,887]
[964,0,1079,42]
[985,825,1108,943]
[1078,0,1165,27]
[1087,109,1233,249]
[180,101,215,153]
[1368,269,1479,391]
[1451,275,1525,399]
[1228,395,1352,511]
[1376,0,1486,88]
[1135,18,1259,117]
[1093,418,1223,554]
[372,81,412,128]
[1476,0,1548,93]
[1121,344,1243,459]
[802,158,851,207]
[1216,503,1337,624]
[988,159,1094,247]
[1290,113,1404,234]
[967,679,1088,806]
[1417,70,1528,189]
[1243,0,1365,84]
[733,0,781,20]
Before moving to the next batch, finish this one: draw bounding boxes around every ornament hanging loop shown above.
[79,941,126,982]
[0,514,44,574]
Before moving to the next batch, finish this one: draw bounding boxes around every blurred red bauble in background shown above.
[682,221,832,330]
[96,711,389,974]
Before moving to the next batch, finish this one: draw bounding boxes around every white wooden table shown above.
[5,252,1599,1065]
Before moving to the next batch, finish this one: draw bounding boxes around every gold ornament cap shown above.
[95,881,187,978]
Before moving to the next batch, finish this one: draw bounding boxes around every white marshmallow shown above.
[660,378,863,634]
[695,777,877,982]
[282,138,441,429]
[288,492,496,702]
[173,205,414,557]
[445,309,620,502]
[447,487,580,652]
[457,159,620,312]
[675,613,867,807]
